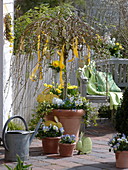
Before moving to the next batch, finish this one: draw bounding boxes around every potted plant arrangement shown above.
[30,82,96,142]
[108,133,128,168]
[59,134,76,157]
[13,4,110,144]
[108,87,128,168]
[23,4,101,145]
[38,116,64,154]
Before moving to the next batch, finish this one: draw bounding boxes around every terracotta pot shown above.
[42,137,60,154]
[59,142,76,157]
[51,109,85,142]
[115,151,128,168]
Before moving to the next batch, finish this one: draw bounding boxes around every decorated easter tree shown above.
[14,3,109,100]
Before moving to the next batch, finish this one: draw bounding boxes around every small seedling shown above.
[4,155,32,170]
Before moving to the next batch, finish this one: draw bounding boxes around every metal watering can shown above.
[2,115,42,162]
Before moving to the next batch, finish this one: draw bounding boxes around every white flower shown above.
[112,38,116,43]
[104,34,111,44]
[112,139,115,143]
[117,138,122,142]
[70,96,74,102]
[75,99,83,106]
[53,125,59,131]
[52,97,64,105]
[121,137,126,140]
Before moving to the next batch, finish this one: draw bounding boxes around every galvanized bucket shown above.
[2,115,42,162]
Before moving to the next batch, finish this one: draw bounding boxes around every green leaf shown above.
[4,164,13,170]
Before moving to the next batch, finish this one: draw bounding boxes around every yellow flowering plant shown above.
[42,83,79,99]
[103,35,124,58]
[108,42,124,58]
[95,34,124,58]
[49,60,65,73]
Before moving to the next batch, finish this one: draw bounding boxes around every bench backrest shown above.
[95,58,128,89]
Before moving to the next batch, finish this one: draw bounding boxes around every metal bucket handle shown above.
[2,115,28,151]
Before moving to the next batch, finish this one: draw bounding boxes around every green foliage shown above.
[98,105,111,119]
[29,101,54,130]
[14,3,75,53]
[115,87,128,135]
[15,0,49,17]
[8,121,24,130]
[14,0,86,18]
[14,3,108,57]
[4,155,32,170]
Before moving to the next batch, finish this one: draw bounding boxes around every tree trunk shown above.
[63,52,67,99]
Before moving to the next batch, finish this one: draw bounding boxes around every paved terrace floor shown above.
[0,119,121,170]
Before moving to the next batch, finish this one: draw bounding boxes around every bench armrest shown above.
[78,74,88,97]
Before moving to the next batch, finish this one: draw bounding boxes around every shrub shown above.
[115,87,128,135]
[98,105,111,119]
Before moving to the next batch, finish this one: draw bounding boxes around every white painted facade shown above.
[0,0,4,137]
[0,0,14,136]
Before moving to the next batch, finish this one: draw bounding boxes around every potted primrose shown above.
[38,116,64,154]
[108,133,128,169]
[59,134,76,157]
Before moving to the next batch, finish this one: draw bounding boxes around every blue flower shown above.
[60,134,76,144]
[42,126,49,132]
[122,134,126,138]
[60,127,64,133]
[108,133,128,152]
[71,134,76,139]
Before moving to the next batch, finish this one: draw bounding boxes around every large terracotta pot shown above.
[51,109,85,142]
[115,151,128,168]
[59,142,76,157]
[42,137,60,154]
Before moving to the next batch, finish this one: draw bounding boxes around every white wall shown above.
[0,0,4,137]
[3,0,14,120]
[0,0,14,136]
